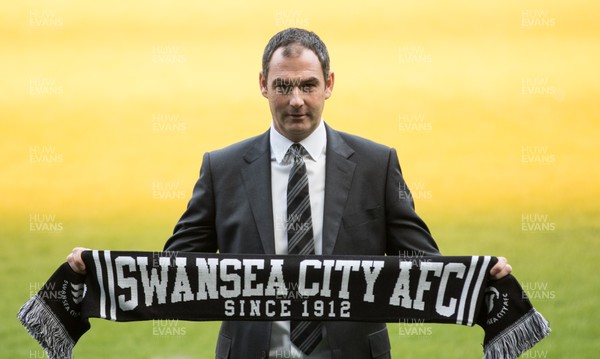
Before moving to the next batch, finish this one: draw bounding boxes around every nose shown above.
[289,87,304,108]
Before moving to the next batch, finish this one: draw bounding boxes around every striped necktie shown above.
[286,143,323,354]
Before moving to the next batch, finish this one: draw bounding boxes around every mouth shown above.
[288,113,307,120]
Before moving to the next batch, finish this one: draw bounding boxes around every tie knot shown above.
[287,143,307,162]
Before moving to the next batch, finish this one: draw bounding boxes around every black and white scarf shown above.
[18,251,550,359]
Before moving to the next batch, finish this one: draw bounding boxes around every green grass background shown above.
[3,210,598,358]
[2,0,599,357]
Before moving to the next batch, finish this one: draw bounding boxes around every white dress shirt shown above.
[268,120,331,358]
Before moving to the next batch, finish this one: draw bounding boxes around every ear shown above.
[324,71,335,99]
[259,71,268,98]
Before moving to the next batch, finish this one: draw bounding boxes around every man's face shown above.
[260,46,334,142]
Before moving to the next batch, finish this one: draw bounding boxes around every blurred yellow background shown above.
[2,0,599,357]
[0,1,600,221]
[2,0,598,222]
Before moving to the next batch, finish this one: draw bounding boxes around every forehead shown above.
[267,46,324,82]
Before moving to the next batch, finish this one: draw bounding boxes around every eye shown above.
[275,85,292,95]
[301,84,316,93]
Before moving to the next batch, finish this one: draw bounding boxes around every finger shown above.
[491,265,512,280]
[489,257,504,276]
[490,258,512,280]
[67,247,89,274]
[500,263,512,276]
[73,247,90,256]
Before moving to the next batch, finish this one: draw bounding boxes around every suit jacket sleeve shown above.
[163,152,218,253]
[384,148,440,256]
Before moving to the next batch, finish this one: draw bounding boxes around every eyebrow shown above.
[270,76,320,88]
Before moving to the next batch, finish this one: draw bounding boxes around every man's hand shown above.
[489,256,512,280]
[66,247,89,274]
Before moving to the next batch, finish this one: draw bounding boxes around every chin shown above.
[282,127,309,140]
[289,124,312,134]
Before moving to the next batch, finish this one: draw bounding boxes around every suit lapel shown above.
[241,131,276,254]
[322,125,355,255]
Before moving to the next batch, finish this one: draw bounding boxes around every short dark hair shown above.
[262,28,330,81]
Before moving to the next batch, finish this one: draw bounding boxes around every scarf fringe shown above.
[483,308,550,359]
[17,295,74,359]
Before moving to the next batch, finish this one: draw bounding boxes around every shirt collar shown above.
[270,120,327,164]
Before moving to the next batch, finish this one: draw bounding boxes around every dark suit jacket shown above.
[164,124,440,359]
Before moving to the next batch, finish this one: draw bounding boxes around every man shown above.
[68,28,512,359]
